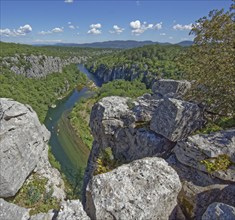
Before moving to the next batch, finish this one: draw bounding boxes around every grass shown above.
[8,174,60,216]
[198,115,235,134]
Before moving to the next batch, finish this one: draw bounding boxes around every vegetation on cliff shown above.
[86,44,184,86]
[69,79,151,149]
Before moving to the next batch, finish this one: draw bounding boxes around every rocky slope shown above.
[1,55,85,78]
[82,79,235,219]
[0,79,234,220]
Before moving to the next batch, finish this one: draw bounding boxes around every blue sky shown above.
[0,0,231,44]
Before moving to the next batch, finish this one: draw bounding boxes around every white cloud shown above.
[90,23,101,29]
[88,23,102,35]
[169,36,173,40]
[68,25,75,29]
[160,33,166,36]
[39,30,52,35]
[173,23,192,30]
[0,24,32,37]
[130,20,162,35]
[17,24,32,35]
[52,27,64,33]
[68,22,72,25]
[109,25,124,34]
[34,39,62,43]
[0,29,12,37]
[39,27,64,35]
[64,0,73,3]
[130,20,141,29]
[88,28,101,35]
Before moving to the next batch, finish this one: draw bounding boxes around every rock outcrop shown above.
[85,157,181,220]
[202,202,235,220]
[57,200,90,220]
[0,199,29,220]
[174,129,235,182]
[30,210,55,220]
[151,79,191,99]
[1,55,85,78]
[0,98,65,199]
[177,182,235,219]
[89,96,175,163]
[83,78,235,219]
[150,98,204,141]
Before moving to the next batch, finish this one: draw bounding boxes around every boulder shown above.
[0,199,29,220]
[0,98,50,197]
[150,98,204,142]
[178,182,235,220]
[202,202,235,220]
[85,157,181,220]
[151,79,191,99]
[174,129,235,182]
[57,200,90,220]
[30,210,54,220]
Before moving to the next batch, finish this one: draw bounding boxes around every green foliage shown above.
[198,116,235,134]
[48,146,61,171]
[0,64,87,122]
[62,167,85,200]
[201,154,234,173]
[9,174,59,216]
[97,79,151,99]
[0,41,112,58]
[178,4,235,116]
[94,147,120,175]
[70,98,95,149]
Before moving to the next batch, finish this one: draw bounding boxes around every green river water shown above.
[44,64,102,182]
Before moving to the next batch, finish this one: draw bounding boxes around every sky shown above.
[0,0,231,44]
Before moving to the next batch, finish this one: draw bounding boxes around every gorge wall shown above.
[87,64,156,87]
[1,55,86,78]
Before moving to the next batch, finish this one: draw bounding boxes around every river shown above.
[44,64,102,182]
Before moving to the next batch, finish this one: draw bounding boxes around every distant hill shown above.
[55,40,172,49]
[176,41,193,47]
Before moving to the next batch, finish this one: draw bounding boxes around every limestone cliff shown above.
[1,55,85,78]
[88,63,155,87]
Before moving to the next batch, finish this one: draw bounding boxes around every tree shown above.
[179,2,235,117]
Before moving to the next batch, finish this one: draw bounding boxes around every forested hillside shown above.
[86,44,185,86]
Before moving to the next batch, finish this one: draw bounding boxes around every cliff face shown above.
[83,79,235,220]
[88,64,155,87]
[1,55,85,78]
